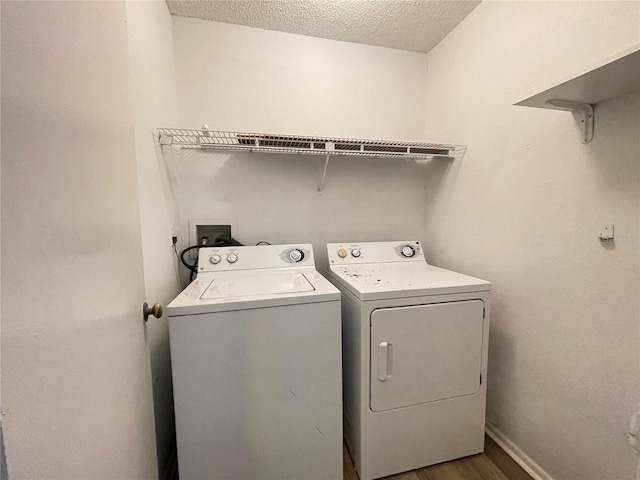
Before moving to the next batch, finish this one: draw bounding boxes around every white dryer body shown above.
[327,241,491,480]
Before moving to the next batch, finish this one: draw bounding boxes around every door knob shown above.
[143,302,163,321]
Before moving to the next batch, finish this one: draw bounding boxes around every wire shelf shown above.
[158,128,466,160]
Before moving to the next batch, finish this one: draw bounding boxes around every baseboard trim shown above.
[485,422,554,480]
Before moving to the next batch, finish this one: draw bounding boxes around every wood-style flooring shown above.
[343,435,533,480]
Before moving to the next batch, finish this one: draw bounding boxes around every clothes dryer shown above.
[326,241,491,480]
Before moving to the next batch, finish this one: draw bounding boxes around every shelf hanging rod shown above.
[318,154,331,193]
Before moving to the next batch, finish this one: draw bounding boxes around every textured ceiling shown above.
[166,0,481,53]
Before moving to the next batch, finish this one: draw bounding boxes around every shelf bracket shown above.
[158,132,173,146]
[545,99,594,144]
[318,154,330,193]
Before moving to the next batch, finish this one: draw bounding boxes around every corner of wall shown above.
[485,422,554,480]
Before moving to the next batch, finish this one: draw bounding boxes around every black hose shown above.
[179,235,245,282]
[179,245,202,273]
[214,234,243,246]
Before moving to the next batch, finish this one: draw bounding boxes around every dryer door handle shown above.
[377,342,393,382]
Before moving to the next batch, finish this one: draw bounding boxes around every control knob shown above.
[401,245,416,258]
[227,253,238,263]
[337,249,347,258]
[288,249,304,263]
[209,254,221,265]
[351,249,361,258]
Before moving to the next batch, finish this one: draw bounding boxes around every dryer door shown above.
[370,300,484,412]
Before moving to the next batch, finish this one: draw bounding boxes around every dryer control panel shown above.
[327,241,424,265]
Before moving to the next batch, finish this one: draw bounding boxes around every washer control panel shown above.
[327,241,423,265]
[197,244,315,273]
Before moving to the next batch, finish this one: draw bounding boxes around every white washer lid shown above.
[329,262,490,301]
[200,271,314,299]
[167,268,340,316]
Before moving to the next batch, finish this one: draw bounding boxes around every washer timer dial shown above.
[288,249,305,263]
[351,249,361,258]
[227,253,238,264]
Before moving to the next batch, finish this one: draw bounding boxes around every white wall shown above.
[1,2,157,478]
[423,2,640,480]
[171,17,432,267]
[125,1,180,476]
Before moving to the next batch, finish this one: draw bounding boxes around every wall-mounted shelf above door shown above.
[515,43,640,143]
[157,127,466,192]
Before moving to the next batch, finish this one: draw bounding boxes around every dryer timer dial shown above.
[401,245,416,258]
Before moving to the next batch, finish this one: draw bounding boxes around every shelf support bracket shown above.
[318,154,330,193]
[158,133,173,146]
[545,99,594,144]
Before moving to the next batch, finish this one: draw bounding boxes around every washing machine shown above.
[167,244,343,480]
[326,241,491,480]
